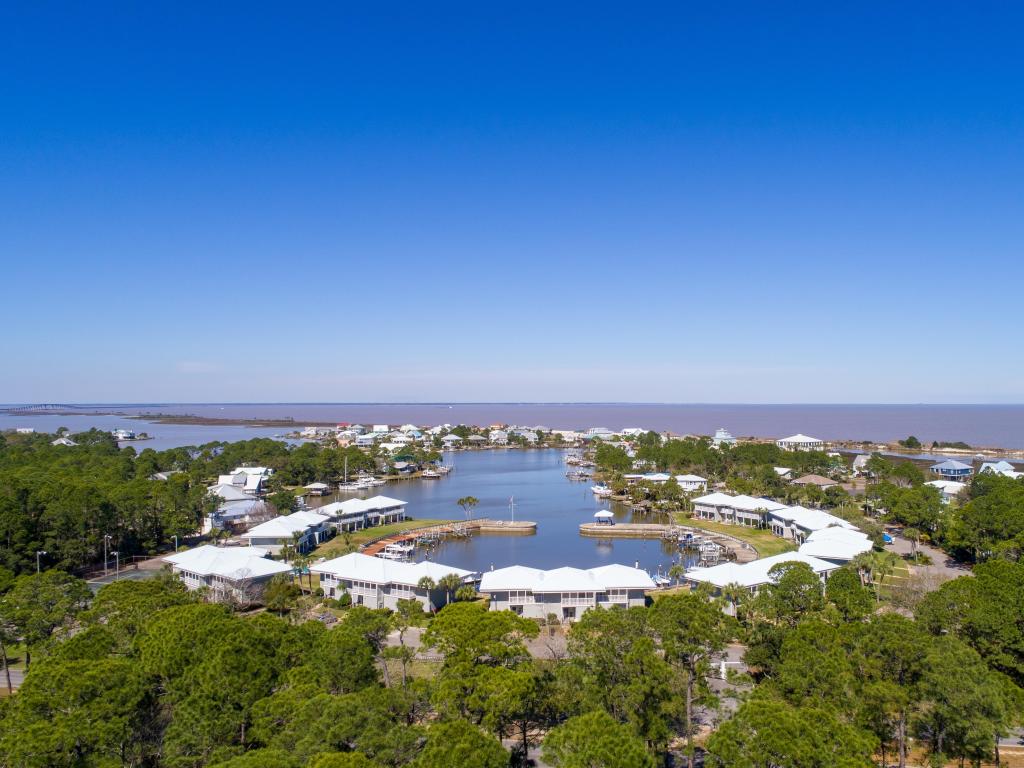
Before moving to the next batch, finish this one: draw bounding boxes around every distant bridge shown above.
[1,404,91,413]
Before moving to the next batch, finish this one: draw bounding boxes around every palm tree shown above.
[903,527,921,561]
[417,576,437,612]
[668,563,686,586]
[438,573,463,606]
[456,496,479,521]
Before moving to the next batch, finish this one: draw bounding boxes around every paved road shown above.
[885,535,971,584]
[0,667,24,691]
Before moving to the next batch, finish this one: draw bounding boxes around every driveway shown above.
[884,534,971,584]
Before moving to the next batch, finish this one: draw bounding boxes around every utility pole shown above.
[36,550,46,574]
[103,534,112,576]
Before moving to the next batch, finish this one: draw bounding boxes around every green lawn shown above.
[675,515,797,558]
[312,519,451,558]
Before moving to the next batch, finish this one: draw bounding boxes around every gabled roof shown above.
[311,552,472,586]
[797,526,872,560]
[686,552,838,589]
[674,474,707,483]
[479,563,655,593]
[931,459,972,471]
[770,505,854,531]
[243,511,329,539]
[778,433,822,443]
[693,492,787,512]
[209,483,253,502]
[791,474,838,486]
[165,545,291,580]
[317,495,408,519]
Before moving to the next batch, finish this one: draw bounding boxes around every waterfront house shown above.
[979,460,1024,479]
[797,527,873,564]
[164,545,291,603]
[712,428,736,448]
[479,563,655,622]
[112,428,136,440]
[316,495,408,532]
[51,436,78,447]
[241,510,333,554]
[929,459,973,482]
[441,434,464,448]
[925,479,967,504]
[312,552,474,612]
[674,474,708,492]
[623,472,673,485]
[790,473,839,490]
[776,434,825,452]
[686,552,839,614]
[513,429,539,443]
[304,482,330,496]
[489,429,509,446]
[691,492,788,527]
[467,435,487,446]
[355,434,378,447]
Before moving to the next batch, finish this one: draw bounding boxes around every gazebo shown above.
[593,510,615,525]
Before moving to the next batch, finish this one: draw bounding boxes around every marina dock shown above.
[578,522,759,563]
[362,518,536,556]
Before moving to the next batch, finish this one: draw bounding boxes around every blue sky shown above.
[1,3,1022,403]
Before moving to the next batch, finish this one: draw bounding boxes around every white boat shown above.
[591,485,613,498]
[421,469,441,479]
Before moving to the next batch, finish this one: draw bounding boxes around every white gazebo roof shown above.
[594,510,614,519]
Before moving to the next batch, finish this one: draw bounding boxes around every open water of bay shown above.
[3,403,1023,449]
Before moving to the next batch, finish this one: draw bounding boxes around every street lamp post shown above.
[173,535,179,551]
[103,534,112,576]
[36,550,47,574]
[112,551,120,580]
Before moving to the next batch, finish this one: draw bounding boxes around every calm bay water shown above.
[4,403,1022,448]
[311,449,690,576]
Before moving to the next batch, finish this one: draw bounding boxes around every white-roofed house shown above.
[767,505,856,543]
[674,474,708,492]
[164,544,292,603]
[712,428,736,448]
[479,563,655,622]
[489,430,509,446]
[311,552,475,612]
[241,510,333,554]
[441,434,464,448]
[316,495,408,532]
[776,434,825,452]
[685,552,839,614]
[797,527,873,564]
[691,492,787,527]
[51,436,78,447]
[979,461,1023,479]
[925,479,968,504]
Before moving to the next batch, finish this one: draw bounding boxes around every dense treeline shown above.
[1,554,1022,767]
[0,432,382,574]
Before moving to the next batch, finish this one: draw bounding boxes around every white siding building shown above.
[686,552,839,614]
[312,552,474,612]
[164,545,291,602]
[241,510,333,554]
[479,564,655,622]
[776,434,825,452]
[692,492,788,527]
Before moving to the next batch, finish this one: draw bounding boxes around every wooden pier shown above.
[362,518,536,556]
